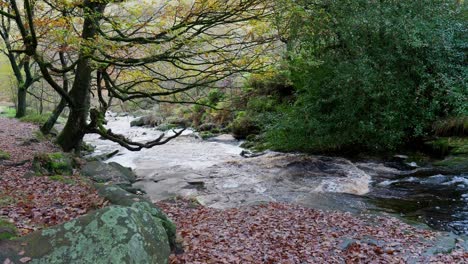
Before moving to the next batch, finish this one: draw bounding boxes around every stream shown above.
[84,114,468,235]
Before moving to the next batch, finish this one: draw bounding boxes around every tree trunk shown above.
[56,54,95,151]
[41,98,67,135]
[56,1,106,152]
[15,87,27,118]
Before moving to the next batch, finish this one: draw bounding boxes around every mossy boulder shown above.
[0,206,171,264]
[81,161,137,186]
[94,185,176,248]
[32,152,74,176]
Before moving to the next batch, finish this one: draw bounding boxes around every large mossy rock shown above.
[81,161,137,186]
[95,185,176,248]
[0,206,171,264]
[32,152,74,175]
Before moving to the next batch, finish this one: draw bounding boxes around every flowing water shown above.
[369,173,468,234]
[84,114,468,235]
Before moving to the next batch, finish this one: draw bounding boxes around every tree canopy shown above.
[0,0,275,151]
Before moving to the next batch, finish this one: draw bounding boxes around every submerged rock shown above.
[0,206,171,264]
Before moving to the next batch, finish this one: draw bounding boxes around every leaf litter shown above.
[0,118,104,235]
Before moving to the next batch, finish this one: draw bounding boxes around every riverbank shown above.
[0,117,104,235]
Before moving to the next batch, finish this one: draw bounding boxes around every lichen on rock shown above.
[1,206,171,264]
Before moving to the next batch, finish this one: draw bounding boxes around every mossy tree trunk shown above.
[1,33,38,119]
[56,2,106,152]
[15,87,27,118]
[41,98,67,135]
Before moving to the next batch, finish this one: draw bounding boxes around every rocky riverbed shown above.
[85,113,468,236]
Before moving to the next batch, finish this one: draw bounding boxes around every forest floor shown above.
[0,117,466,263]
[158,199,467,263]
[0,117,104,235]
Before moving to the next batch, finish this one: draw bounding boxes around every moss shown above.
[49,175,76,185]
[0,149,10,160]
[33,152,74,176]
[433,156,468,167]
[0,218,17,240]
[200,131,215,140]
[427,137,468,156]
[81,143,95,154]
[19,113,51,124]
[33,130,48,141]
[0,106,16,118]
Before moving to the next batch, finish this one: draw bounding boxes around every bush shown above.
[231,112,261,140]
[266,0,467,153]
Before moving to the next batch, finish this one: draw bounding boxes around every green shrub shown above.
[266,0,467,153]
[207,89,225,105]
[231,112,261,140]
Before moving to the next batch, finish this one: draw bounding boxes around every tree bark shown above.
[56,1,106,152]
[40,98,67,135]
[15,87,27,118]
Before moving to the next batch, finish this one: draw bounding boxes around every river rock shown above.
[0,206,171,264]
[81,160,137,185]
[130,115,162,127]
